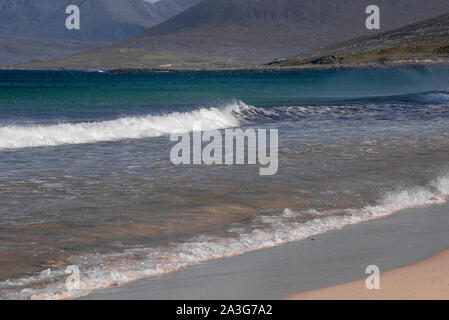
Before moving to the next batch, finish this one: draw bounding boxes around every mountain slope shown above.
[148,0,200,23]
[312,13,449,56]
[0,0,198,65]
[0,0,199,42]
[117,0,449,61]
[272,13,449,67]
[0,0,155,42]
[0,38,100,67]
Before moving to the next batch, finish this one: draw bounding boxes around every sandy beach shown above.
[83,202,449,300]
[288,249,449,300]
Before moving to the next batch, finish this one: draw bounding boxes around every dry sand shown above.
[288,249,449,300]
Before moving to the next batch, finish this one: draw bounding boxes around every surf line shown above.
[170,121,278,176]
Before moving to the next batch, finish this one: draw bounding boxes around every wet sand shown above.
[84,202,449,300]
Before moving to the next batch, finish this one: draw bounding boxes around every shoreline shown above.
[82,202,449,300]
[109,60,449,73]
[2,61,449,73]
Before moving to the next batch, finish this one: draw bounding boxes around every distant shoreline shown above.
[3,60,449,73]
[110,60,449,73]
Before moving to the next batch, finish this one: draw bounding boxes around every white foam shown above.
[362,186,444,216]
[0,102,247,150]
[433,173,449,195]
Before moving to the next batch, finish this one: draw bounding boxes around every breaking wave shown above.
[2,90,449,151]
[0,103,245,150]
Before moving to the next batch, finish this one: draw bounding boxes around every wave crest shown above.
[0,102,247,150]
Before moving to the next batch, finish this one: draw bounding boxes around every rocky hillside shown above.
[272,13,449,67]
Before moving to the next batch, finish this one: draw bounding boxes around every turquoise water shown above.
[1,68,449,299]
[1,68,449,124]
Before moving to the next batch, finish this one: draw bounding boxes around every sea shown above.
[1,68,449,299]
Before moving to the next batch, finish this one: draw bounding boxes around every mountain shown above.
[148,0,200,23]
[272,13,449,67]
[8,0,449,69]
[0,0,199,42]
[0,0,199,66]
[111,0,449,61]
